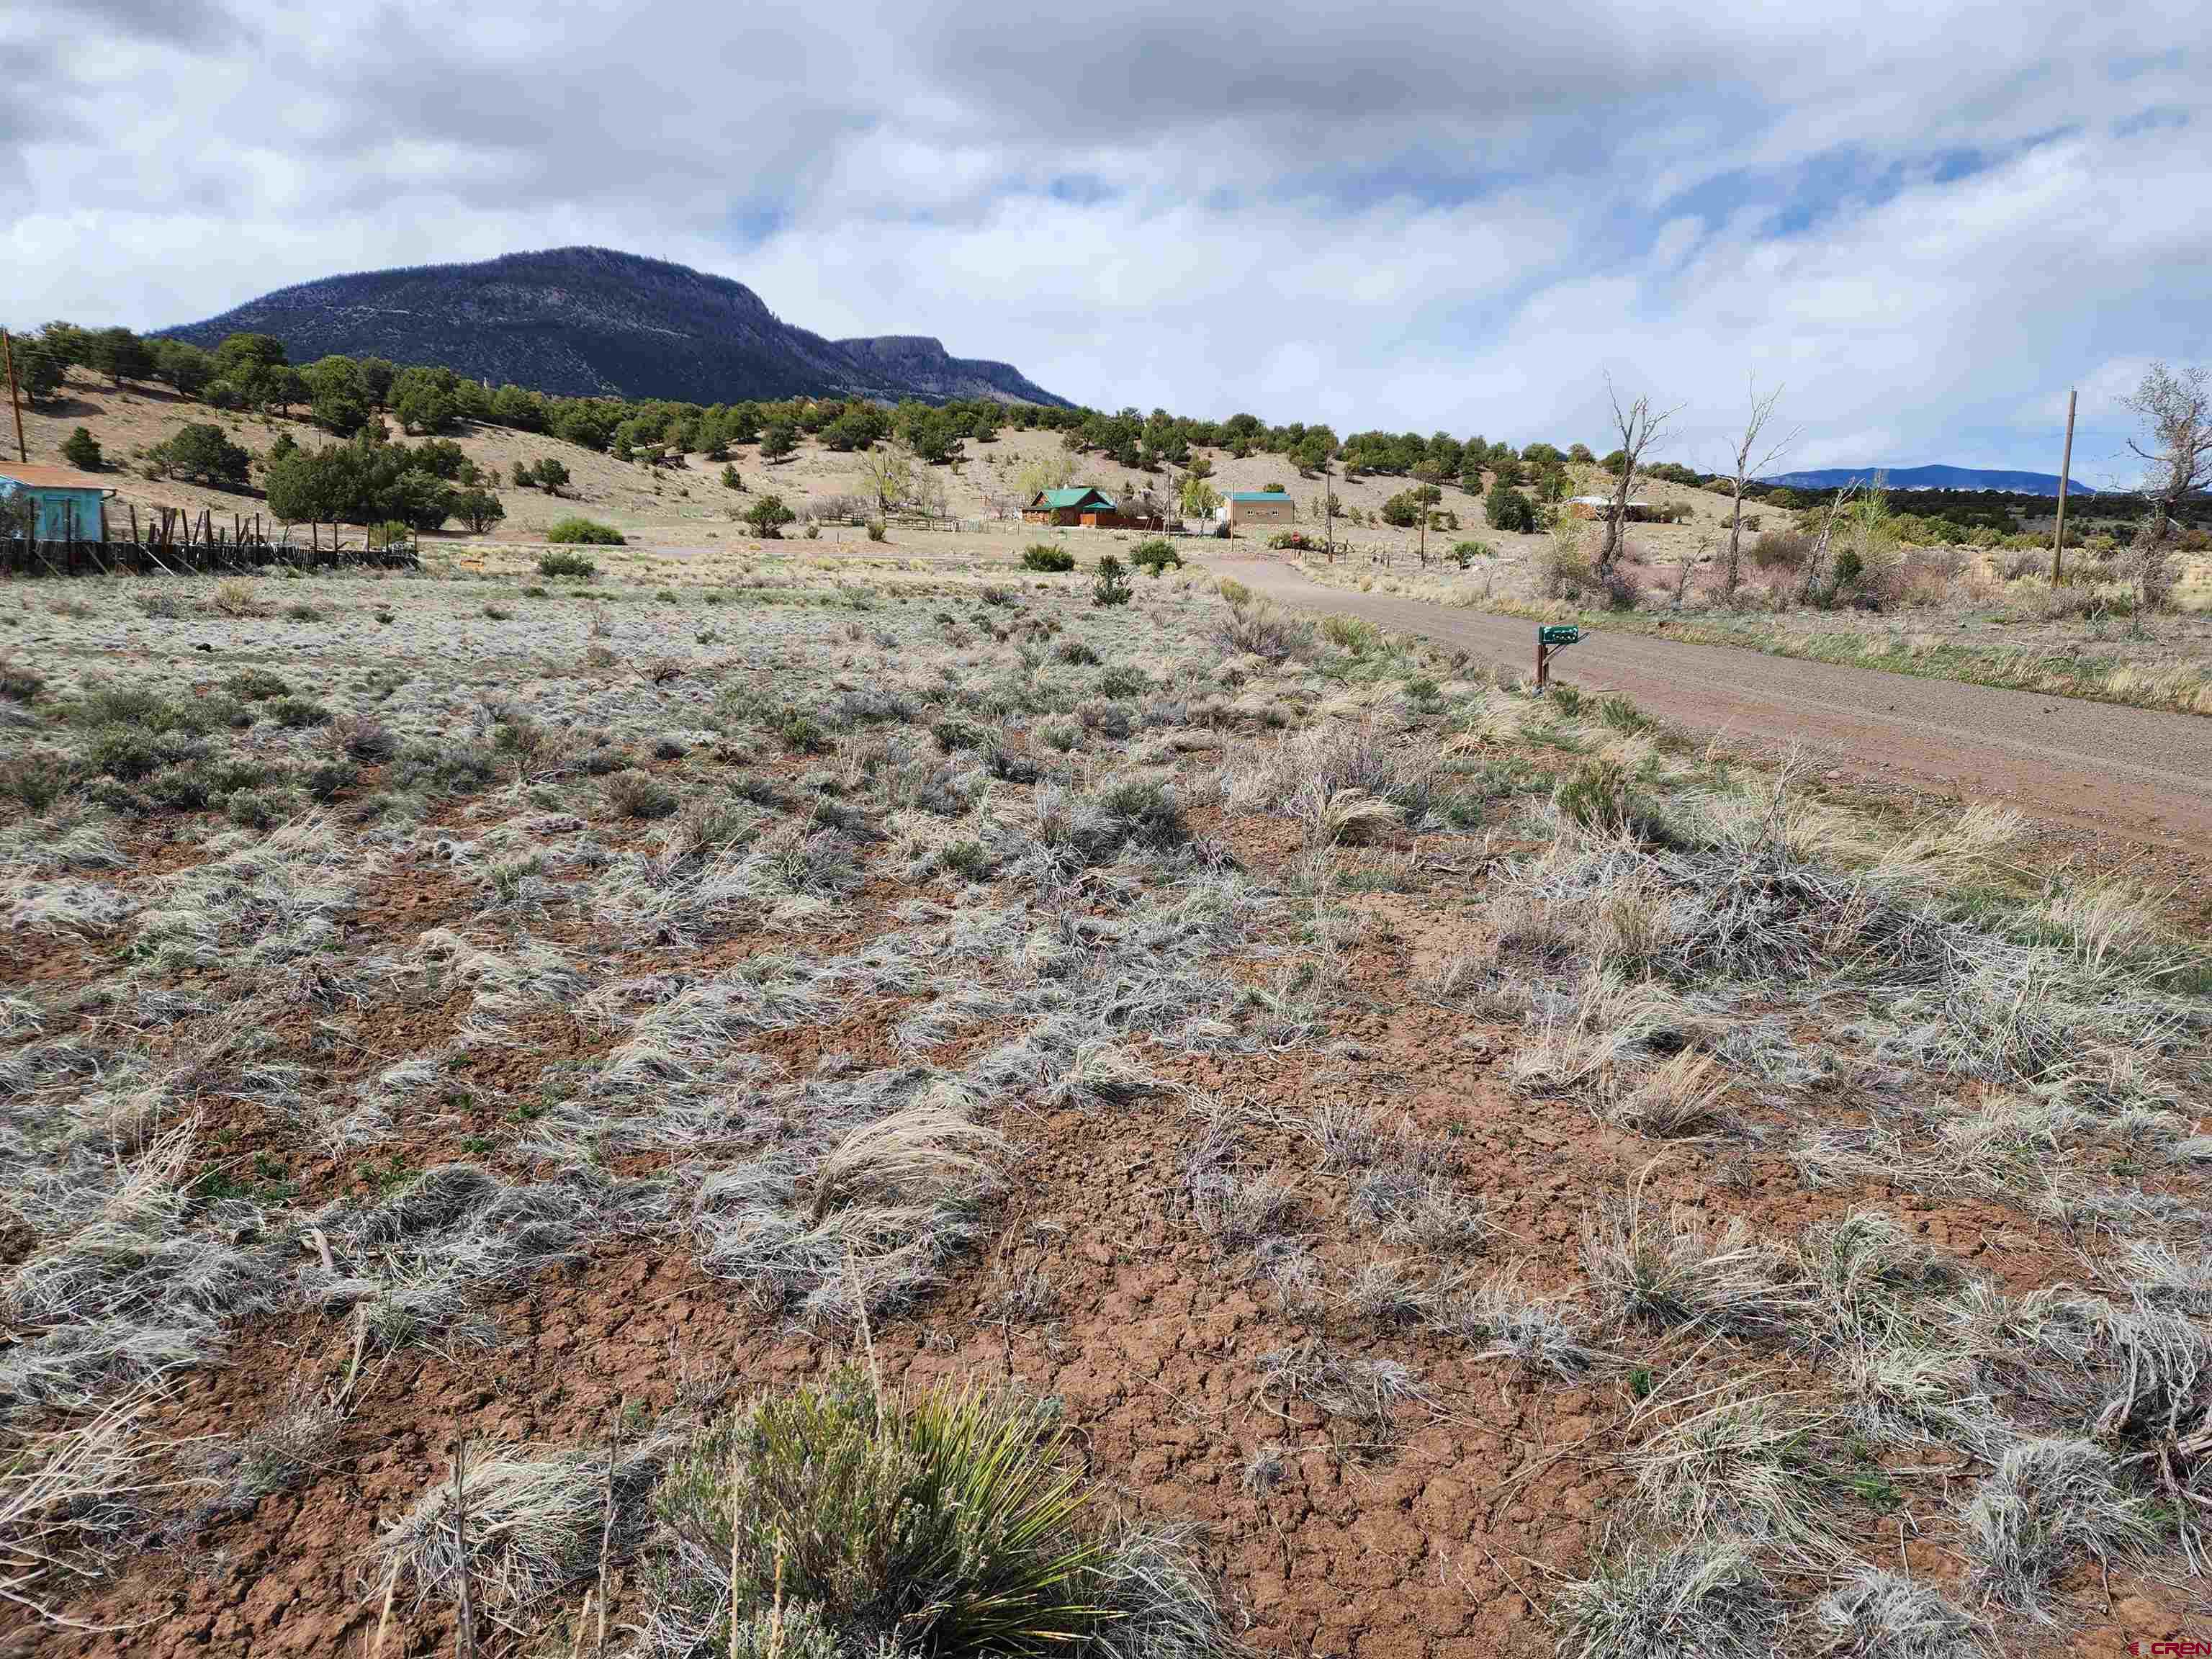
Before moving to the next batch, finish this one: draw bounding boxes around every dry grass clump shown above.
[198,1375,344,1514]
[690,1084,1007,1321]
[1554,1538,1780,1659]
[807,1102,1007,1222]
[1810,1570,1979,1659]
[1451,1264,1601,1380]
[1257,1337,1422,1432]
[1214,601,1313,664]
[1182,1117,1298,1254]
[1581,1173,1802,1339]
[306,1164,657,1352]
[1631,1390,1838,1560]
[373,1429,674,1622]
[1507,970,1688,1106]
[1048,1040,1162,1110]
[1,1118,285,1414]
[1,1389,158,1622]
[1226,720,1445,831]
[1612,1049,1734,1137]
[1960,1437,2160,1619]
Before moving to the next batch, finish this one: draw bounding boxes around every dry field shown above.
[4,549,2211,1659]
[19,368,2212,718]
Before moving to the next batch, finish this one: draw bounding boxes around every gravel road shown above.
[1213,554,2212,858]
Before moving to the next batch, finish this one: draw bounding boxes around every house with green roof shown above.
[1022,485,1128,528]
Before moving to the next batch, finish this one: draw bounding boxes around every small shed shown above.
[0,464,114,540]
[1224,490,1295,528]
[1023,486,1125,529]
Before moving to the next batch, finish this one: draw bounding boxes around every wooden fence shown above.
[2,505,419,577]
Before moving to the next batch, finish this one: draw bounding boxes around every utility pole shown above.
[2051,386,2076,584]
[2,331,25,462]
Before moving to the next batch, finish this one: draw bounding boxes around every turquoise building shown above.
[0,464,113,539]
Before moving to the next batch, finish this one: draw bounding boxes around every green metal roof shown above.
[1035,487,1114,508]
[1228,490,1292,501]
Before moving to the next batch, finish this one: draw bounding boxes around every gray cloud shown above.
[2,1,2204,469]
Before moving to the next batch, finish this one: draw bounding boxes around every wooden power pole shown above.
[2051,386,2076,584]
[1,331,25,463]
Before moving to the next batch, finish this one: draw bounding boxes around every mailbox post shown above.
[1535,624,1581,693]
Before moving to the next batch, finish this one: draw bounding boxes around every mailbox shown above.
[1534,623,1581,691]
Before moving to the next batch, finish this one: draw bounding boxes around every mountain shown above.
[1761,464,2095,496]
[156,246,1073,409]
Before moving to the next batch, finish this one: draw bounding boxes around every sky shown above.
[5,1,2206,477]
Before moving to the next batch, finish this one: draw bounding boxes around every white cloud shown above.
[3,0,2206,470]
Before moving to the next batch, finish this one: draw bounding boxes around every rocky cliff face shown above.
[159,246,1072,408]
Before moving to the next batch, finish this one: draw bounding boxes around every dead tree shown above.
[2121,361,2211,614]
[1721,377,1801,602]
[1597,375,1684,575]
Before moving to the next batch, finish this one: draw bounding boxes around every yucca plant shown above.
[642,1371,1221,1658]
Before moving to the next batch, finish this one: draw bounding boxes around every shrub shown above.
[1555,757,1635,833]
[210,579,266,619]
[1021,544,1075,572]
[283,602,323,623]
[641,1372,1223,1659]
[1098,665,1148,699]
[1215,602,1311,663]
[545,517,626,546]
[225,789,281,830]
[1485,482,1537,534]
[305,757,359,802]
[452,487,505,533]
[1266,530,1317,552]
[1,752,71,811]
[743,495,796,538]
[1749,529,1808,570]
[1,661,48,703]
[268,697,331,729]
[1053,638,1100,665]
[60,427,102,471]
[932,718,989,752]
[1092,555,1132,608]
[536,549,598,580]
[606,768,679,820]
[1130,537,1182,575]
[333,715,399,763]
[1449,539,1491,567]
[85,724,197,782]
[777,710,833,755]
[942,840,994,882]
[132,589,189,620]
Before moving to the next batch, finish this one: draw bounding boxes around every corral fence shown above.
[2,505,419,578]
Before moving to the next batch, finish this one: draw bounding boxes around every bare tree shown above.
[2120,361,2211,614]
[1720,377,1801,602]
[1597,375,1684,575]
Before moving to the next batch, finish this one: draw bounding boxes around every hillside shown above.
[154,246,1074,409]
[1764,463,2095,495]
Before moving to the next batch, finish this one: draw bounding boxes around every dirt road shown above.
[1212,554,2212,858]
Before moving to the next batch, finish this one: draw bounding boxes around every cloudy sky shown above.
[6,1,2206,475]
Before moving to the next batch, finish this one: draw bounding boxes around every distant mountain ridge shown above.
[155,246,1074,410]
[1762,464,2095,496]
